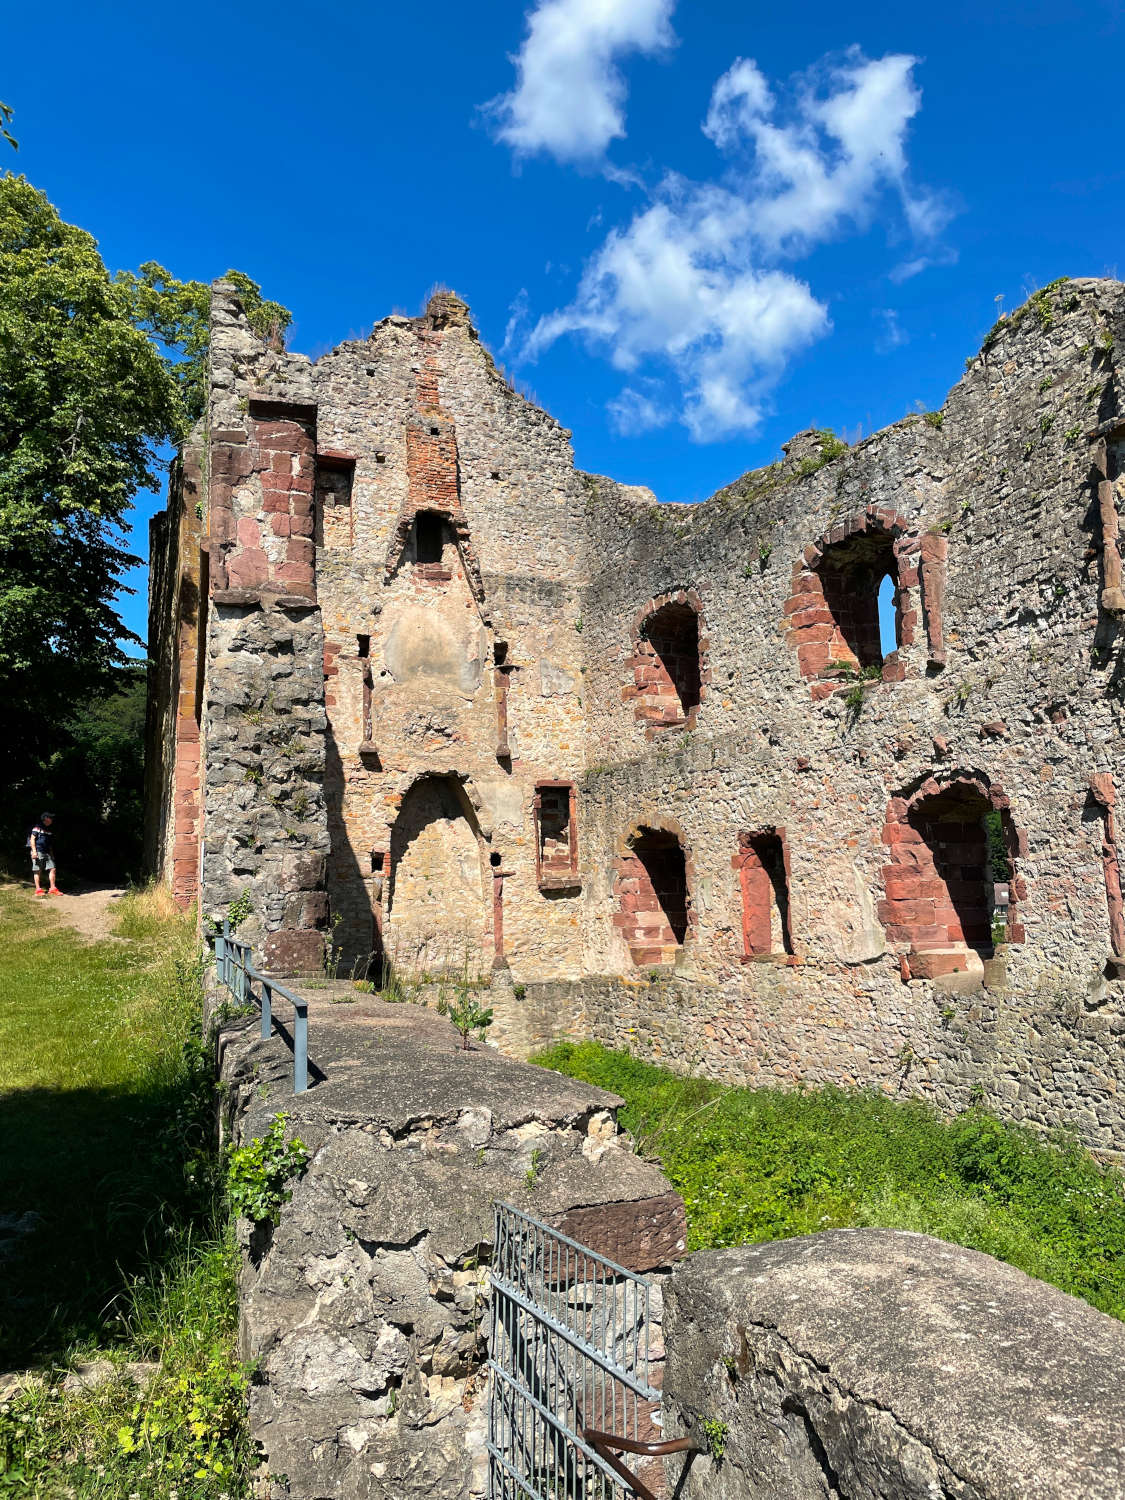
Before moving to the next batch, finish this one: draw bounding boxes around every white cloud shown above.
[607,382,673,434]
[521,47,951,440]
[874,307,908,354]
[487,0,676,164]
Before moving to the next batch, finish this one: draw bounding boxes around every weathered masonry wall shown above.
[148,276,1125,1151]
[661,1229,1125,1499]
[216,999,684,1500]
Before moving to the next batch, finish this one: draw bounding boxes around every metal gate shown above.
[487,1202,694,1499]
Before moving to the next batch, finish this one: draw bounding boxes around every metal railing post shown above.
[215,926,226,981]
[222,920,231,986]
[260,978,272,1039]
[293,999,308,1094]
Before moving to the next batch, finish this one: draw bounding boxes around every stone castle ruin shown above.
[148,276,1125,1153]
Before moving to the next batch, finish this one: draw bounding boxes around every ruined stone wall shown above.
[216,998,684,1500]
[196,286,331,971]
[560,278,1125,1151]
[143,436,205,905]
[309,293,593,979]
[151,276,1125,1143]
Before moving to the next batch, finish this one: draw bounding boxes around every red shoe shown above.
[33,889,45,897]
[48,888,61,897]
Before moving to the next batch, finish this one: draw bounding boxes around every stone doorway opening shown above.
[386,775,489,976]
[614,827,691,968]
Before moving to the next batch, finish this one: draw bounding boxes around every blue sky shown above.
[6,0,1123,649]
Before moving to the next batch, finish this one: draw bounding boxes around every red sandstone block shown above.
[271,514,291,536]
[236,517,260,547]
[909,950,972,978]
[879,899,936,924]
[882,661,906,682]
[883,870,925,899]
[177,720,200,745]
[792,573,822,596]
[276,562,314,586]
[809,681,836,702]
[794,621,836,643]
[790,607,834,630]
[797,643,830,674]
[262,494,289,514]
[287,538,315,566]
[228,549,269,589]
[291,514,314,537]
[898,566,919,586]
[884,823,923,845]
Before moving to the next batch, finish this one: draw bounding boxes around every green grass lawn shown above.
[534,1041,1125,1321]
[0,885,251,1497]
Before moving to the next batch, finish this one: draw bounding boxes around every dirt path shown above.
[32,885,127,943]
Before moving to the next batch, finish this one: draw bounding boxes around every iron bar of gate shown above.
[488,1201,697,1500]
[210,922,310,1094]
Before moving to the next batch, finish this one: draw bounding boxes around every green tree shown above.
[0,176,179,825]
[116,263,292,428]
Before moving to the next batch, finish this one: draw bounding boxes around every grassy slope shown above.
[0,886,250,1497]
[534,1041,1125,1321]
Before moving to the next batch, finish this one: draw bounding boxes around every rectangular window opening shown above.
[414,511,446,566]
[535,783,579,890]
[357,634,370,659]
[738,830,794,958]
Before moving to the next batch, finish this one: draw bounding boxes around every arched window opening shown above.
[880,777,1022,979]
[632,600,703,729]
[877,572,898,660]
[614,827,691,967]
[817,529,899,672]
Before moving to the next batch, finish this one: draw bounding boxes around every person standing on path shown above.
[28,812,59,896]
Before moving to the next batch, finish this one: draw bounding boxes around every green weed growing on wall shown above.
[226,1114,308,1226]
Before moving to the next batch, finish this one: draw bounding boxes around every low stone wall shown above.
[661,1228,1125,1499]
[215,992,684,1499]
[489,970,1125,1158]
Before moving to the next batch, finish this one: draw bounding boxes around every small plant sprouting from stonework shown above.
[758,541,773,565]
[702,1418,729,1461]
[513,982,527,1000]
[1038,376,1054,393]
[574,616,584,634]
[227,889,252,932]
[226,1114,309,1226]
[1040,414,1054,436]
[525,1147,545,1188]
[923,411,944,430]
[438,964,495,1050]
[1065,426,1082,446]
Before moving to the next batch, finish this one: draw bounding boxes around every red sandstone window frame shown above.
[533,781,580,891]
[783,504,946,701]
[626,588,710,736]
[734,828,796,962]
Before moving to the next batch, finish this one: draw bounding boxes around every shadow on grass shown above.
[0,1072,213,1367]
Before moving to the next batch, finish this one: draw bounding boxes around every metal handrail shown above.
[581,1427,700,1500]
[211,920,310,1093]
